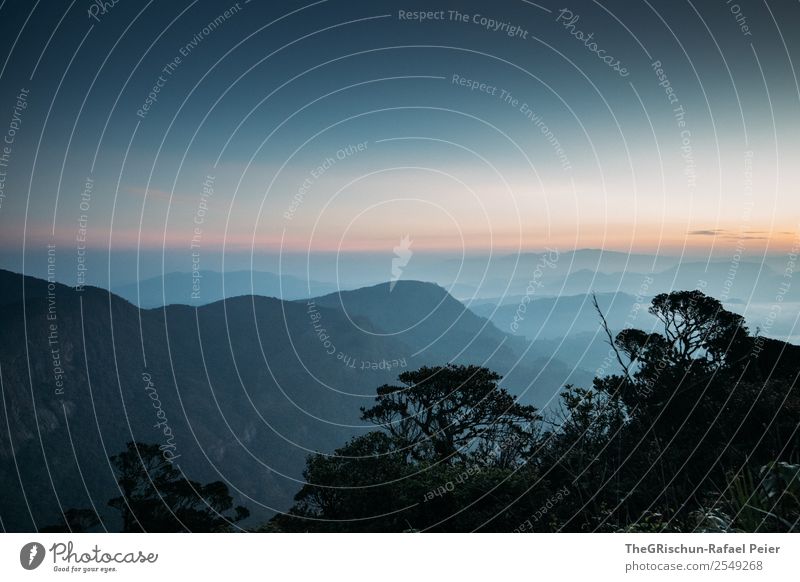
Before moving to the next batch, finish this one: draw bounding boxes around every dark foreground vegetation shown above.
[43,442,249,532]
[270,290,800,532]
[55,291,799,532]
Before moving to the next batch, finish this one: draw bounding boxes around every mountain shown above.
[544,260,795,303]
[0,270,579,531]
[112,270,339,308]
[507,248,676,275]
[0,270,394,531]
[425,251,794,305]
[310,281,590,400]
[425,249,678,297]
[470,292,658,339]
[312,280,512,359]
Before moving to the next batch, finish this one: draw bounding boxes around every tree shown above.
[361,365,540,467]
[108,442,248,532]
[271,432,412,532]
[608,290,749,403]
[587,290,798,526]
[593,290,754,420]
[274,291,800,532]
[273,365,543,531]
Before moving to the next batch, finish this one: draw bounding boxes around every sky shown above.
[0,0,798,285]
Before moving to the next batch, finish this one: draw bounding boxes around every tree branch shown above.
[592,292,634,381]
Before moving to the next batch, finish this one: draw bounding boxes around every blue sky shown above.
[0,0,798,284]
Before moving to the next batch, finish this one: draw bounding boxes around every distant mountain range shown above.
[470,292,655,338]
[88,248,800,308]
[0,269,585,531]
[112,270,340,308]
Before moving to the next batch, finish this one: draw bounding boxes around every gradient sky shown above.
[0,0,798,285]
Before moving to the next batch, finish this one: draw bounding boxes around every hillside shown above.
[0,270,579,531]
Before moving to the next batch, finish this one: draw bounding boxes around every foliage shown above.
[360,365,540,467]
[694,462,800,532]
[45,442,249,532]
[106,442,249,532]
[273,291,800,532]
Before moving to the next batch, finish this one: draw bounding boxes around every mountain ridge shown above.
[0,269,580,531]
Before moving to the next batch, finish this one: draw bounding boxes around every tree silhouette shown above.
[273,365,542,531]
[108,442,248,532]
[361,365,540,466]
[274,291,800,532]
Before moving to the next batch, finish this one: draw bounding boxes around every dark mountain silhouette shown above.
[310,281,589,400]
[112,270,339,308]
[0,269,580,531]
[312,280,514,357]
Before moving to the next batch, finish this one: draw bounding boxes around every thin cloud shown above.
[687,229,723,236]
[688,228,768,240]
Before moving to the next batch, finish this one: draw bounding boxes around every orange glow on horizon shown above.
[14,222,799,256]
